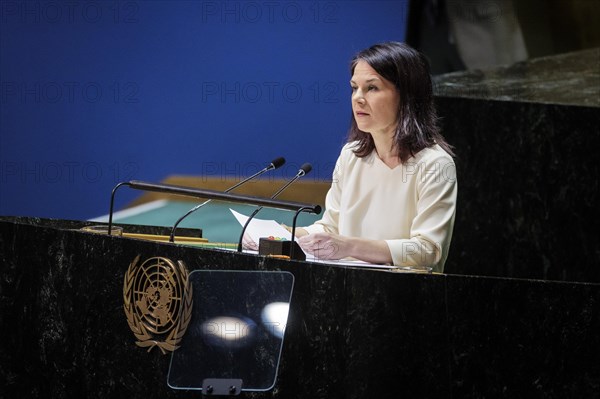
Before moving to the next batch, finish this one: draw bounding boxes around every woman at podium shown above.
[295,42,457,272]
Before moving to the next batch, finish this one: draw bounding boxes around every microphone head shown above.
[299,163,312,176]
[270,157,286,170]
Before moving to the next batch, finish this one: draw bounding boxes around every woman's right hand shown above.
[242,233,258,251]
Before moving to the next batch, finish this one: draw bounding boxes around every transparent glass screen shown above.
[167,270,294,392]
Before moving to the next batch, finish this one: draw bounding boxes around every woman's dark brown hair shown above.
[348,42,454,162]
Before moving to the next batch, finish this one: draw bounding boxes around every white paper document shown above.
[229,209,294,245]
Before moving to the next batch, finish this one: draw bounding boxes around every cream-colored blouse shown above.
[303,142,457,272]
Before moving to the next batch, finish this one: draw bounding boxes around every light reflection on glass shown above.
[201,316,257,349]
[261,302,290,339]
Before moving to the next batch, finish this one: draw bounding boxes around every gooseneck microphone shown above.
[237,163,312,252]
[169,157,285,242]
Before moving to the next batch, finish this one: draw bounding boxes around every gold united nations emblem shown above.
[123,255,193,354]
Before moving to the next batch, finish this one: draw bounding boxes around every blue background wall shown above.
[0,0,408,220]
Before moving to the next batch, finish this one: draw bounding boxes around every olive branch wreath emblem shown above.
[123,255,193,354]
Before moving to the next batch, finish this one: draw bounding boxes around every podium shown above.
[1,216,599,398]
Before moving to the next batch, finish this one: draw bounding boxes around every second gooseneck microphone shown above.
[237,163,313,252]
[169,156,285,242]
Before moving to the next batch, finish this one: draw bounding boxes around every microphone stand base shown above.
[258,238,306,261]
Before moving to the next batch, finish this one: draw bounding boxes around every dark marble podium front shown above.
[1,217,598,398]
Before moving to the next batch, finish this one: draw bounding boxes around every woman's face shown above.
[350,60,400,138]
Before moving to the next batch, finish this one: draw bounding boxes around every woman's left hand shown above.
[297,232,350,260]
[298,233,394,264]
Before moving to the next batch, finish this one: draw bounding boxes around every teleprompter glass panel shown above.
[167,270,294,392]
